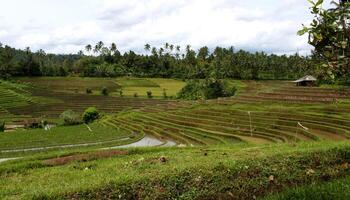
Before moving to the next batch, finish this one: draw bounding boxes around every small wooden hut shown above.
[293,75,317,86]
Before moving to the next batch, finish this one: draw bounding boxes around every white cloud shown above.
[0,0,318,55]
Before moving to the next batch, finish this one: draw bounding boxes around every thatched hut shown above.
[293,75,317,86]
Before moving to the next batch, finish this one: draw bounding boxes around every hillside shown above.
[0,77,349,199]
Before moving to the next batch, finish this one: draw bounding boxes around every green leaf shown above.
[307,0,315,6]
[315,0,323,7]
[297,27,309,36]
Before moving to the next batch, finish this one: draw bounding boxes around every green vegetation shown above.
[0,123,131,154]
[0,141,349,199]
[264,175,350,200]
[146,90,153,98]
[177,79,236,100]
[0,120,4,132]
[299,0,350,85]
[83,107,100,124]
[86,88,92,94]
[16,77,120,94]
[0,77,349,199]
[115,77,185,98]
[60,110,82,125]
[0,43,316,82]
[101,86,108,96]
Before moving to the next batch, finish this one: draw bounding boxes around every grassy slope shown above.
[0,141,349,199]
[16,77,120,94]
[0,123,141,158]
[115,77,186,98]
[263,175,350,200]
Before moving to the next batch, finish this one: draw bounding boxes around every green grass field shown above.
[115,77,186,97]
[0,141,349,199]
[263,175,350,200]
[0,123,135,152]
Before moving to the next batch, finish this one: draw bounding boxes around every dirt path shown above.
[0,137,131,153]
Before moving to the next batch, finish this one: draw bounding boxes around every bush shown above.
[0,121,5,132]
[119,89,123,97]
[101,86,109,96]
[60,110,82,125]
[147,91,153,98]
[83,107,100,124]
[225,86,237,97]
[133,92,138,98]
[177,79,237,100]
[177,80,204,100]
[86,88,92,94]
[162,89,167,99]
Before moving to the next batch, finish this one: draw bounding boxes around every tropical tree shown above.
[298,0,350,84]
[85,44,92,53]
[144,44,151,52]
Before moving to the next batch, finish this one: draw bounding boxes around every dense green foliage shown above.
[60,110,82,125]
[101,86,109,96]
[83,107,100,124]
[0,42,315,80]
[0,121,4,132]
[299,0,350,84]
[177,79,236,100]
[86,88,92,94]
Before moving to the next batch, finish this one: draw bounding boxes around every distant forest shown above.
[0,42,317,80]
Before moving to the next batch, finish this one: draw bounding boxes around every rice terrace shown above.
[0,0,350,199]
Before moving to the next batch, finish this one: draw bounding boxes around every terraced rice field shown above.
[1,78,188,122]
[1,78,349,153]
[101,80,350,146]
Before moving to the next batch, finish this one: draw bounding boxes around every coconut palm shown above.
[85,44,92,52]
[144,44,151,52]
[110,43,117,53]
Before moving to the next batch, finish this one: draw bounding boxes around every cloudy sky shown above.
[0,0,327,55]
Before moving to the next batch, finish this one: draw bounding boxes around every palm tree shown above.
[159,47,164,56]
[78,50,84,56]
[94,41,104,53]
[25,47,31,54]
[110,43,117,53]
[151,47,158,56]
[144,44,151,52]
[186,45,191,53]
[85,44,92,52]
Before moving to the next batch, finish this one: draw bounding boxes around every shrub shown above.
[0,121,5,132]
[60,110,82,125]
[86,88,92,94]
[225,86,237,97]
[162,89,167,99]
[177,80,204,100]
[133,92,138,98]
[83,107,100,124]
[119,89,123,97]
[177,79,237,100]
[202,79,226,99]
[101,86,109,96]
[147,91,153,98]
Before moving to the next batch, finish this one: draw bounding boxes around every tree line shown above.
[0,41,316,80]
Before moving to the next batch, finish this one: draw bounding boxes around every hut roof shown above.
[293,75,317,83]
